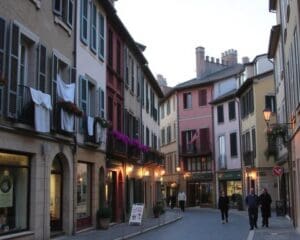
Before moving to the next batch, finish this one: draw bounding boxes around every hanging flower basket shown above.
[57,101,83,117]
[267,124,288,145]
[94,117,112,129]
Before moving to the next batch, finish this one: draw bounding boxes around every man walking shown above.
[178,191,186,212]
[259,188,272,227]
[245,188,259,230]
[218,191,229,224]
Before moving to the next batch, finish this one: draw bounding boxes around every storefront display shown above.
[0,153,29,235]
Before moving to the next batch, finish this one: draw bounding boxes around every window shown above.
[217,105,224,123]
[7,23,41,119]
[116,40,121,75]
[146,83,149,113]
[161,104,165,119]
[0,18,5,115]
[90,2,97,53]
[230,132,237,157]
[0,153,29,236]
[252,128,256,158]
[146,127,150,146]
[76,162,91,221]
[107,96,113,122]
[79,76,95,118]
[173,123,176,141]
[117,102,121,131]
[228,101,236,120]
[80,0,88,44]
[241,88,254,119]
[53,0,74,28]
[185,156,211,172]
[136,66,140,99]
[265,95,276,113]
[98,88,105,118]
[166,100,170,115]
[167,126,171,143]
[218,135,226,169]
[161,128,165,146]
[108,29,113,67]
[173,95,176,111]
[199,128,210,153]
[183,92,192,109]
[199,89,207,106]
[131,58,134,92]
[98,12,105,60]
[181,130,196,153]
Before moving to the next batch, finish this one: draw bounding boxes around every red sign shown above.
[273,166,283,176]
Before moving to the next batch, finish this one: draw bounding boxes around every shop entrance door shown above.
[50,158,63,232]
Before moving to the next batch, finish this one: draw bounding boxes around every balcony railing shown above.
[144,149,164,165]
[106,134,127,158]
[243,151,255,167]
[180,144,211,156]
[83,117,102,146]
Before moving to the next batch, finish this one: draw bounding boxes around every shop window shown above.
[0,153,29,236]
[76,162,91,226]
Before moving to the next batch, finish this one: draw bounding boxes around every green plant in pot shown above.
[97,206,112,229]
[153,202,163,218]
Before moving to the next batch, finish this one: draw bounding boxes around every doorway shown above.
[50,157,63,232]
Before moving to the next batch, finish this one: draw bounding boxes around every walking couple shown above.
[246,187,272,230]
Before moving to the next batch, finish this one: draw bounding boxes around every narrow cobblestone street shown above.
[56,207,300,240]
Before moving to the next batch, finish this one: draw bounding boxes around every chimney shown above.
[221,49,238,66]
[196,46,205,78]
[211,57,214,63]
[216,58,220,64]
[242,56,250,64]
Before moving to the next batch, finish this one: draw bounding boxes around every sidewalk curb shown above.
[113,216,183,240]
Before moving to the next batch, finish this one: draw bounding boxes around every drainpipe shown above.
[72,0,78,234]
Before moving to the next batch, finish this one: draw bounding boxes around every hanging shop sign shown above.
[218,171,242,180]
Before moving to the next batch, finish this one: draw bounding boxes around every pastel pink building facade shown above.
[177,82,215,207]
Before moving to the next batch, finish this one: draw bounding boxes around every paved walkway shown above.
[55,208,300,240]
[56,209,182,240]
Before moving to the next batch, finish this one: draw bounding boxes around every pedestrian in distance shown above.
[245,187,259,230]
[170,194,176,209]
[178,191,187,212]
[259,188,272,227]
[218,190,229,224]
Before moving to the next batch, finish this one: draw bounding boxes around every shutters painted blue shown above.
[98,12,105,60]
[0,17,6,115]
[51,53,58,105]
[99,87,104,118]
[90,2,97,53]
[80,0,88,44]
[8,22,20,118]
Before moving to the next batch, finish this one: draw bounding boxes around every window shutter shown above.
[71,67,76,83]
[53,0,62,15]
[8,22,20,118]
[100,88,104,118]
[79,75,88,114]
[90,2,97,53]
[200,128,209,152]
[80,0,88,44]
[98,12,105,60]
[37,44,47,92]
[230,132,237,157]
[0,17,5,77]
[51,53,58,105]
[67,0,74,28]
[181,131,186,152]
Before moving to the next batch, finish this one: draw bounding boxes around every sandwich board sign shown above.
[129,203,144,225]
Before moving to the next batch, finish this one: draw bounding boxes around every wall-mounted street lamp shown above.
[176,166,181,173]
[263,108,294,128]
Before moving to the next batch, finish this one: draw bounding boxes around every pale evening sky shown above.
[115,0,276,87]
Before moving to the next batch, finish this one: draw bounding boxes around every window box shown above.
[57,101,83,117]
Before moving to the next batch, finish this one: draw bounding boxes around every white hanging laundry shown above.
[56,75,76,132]
[87,116,94,136]
[30,88,52,133]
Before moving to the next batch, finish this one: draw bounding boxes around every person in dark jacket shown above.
[218,191,229,224]
[259,188,272,227]
[245,188,259,230]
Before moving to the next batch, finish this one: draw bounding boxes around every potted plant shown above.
[153,201,164,218]
[235,194,243,211]
[97,206,112,229]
